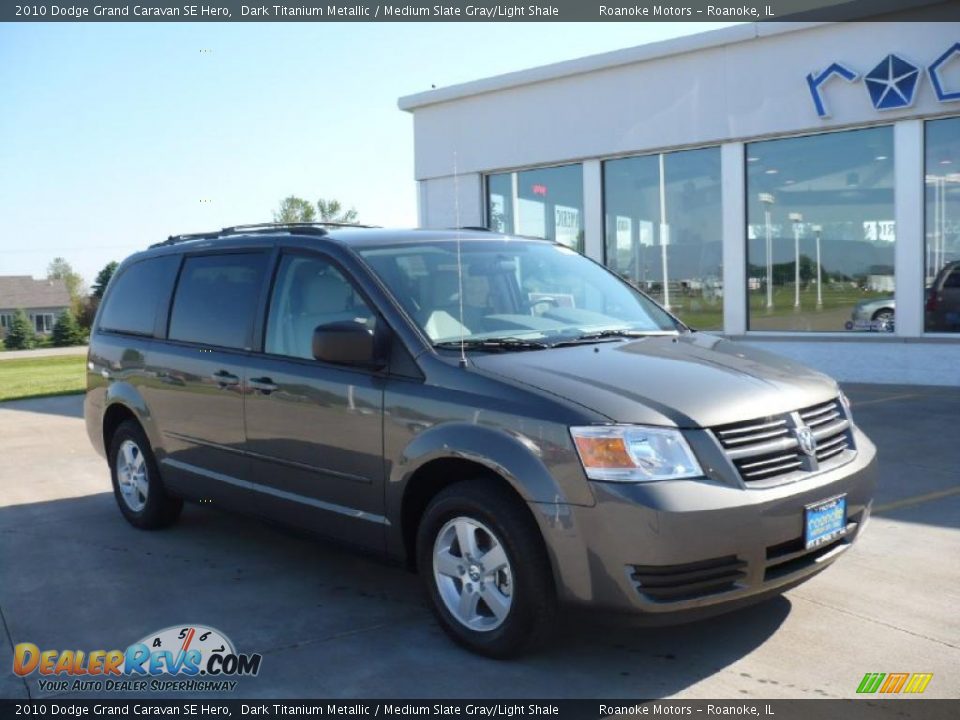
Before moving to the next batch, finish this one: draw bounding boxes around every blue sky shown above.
[0,21,737,286]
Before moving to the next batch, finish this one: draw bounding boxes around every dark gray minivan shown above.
[86,224,877,657]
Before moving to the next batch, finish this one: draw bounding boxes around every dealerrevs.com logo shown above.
[13,625,262,693]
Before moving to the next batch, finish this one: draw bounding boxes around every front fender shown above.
[389,421,595,507]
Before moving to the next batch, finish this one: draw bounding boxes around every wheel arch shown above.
[398,456,532,570]
[388,421,592,568]
[101,382,161,457]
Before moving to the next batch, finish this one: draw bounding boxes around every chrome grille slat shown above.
[741,460,803,478]
[712,396,856,486]
[800,401,838,419]
[725,436,799,461]
[717,419,787,437]
[805,410,841,427]
[817,445,847,462]
[721,427,791,446]
[813,419,849,439]
[740,452,802,470]
[816,434,848,452]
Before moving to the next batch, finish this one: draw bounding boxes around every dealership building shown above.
[399,15,960,385]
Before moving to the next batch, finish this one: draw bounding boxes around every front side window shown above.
[924,117,960,333]
[746,126,895,333]
[265,254,375,360]
[604,147,722,330]
[98,255,180,336]
[486,164,584,252]
[359,240,678,345]
[168,253,268,350]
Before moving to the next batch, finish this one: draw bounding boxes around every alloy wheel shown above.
[432,516,514,632]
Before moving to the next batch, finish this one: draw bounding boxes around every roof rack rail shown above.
[456,226,493,232]
[149,221,380,248]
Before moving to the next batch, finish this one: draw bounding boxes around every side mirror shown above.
[312,321,384,368]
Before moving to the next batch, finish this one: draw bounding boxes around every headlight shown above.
[570,425,703,482]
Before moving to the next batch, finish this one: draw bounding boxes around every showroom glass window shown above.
[603,147,722,330]
[925,117,960,333]
[486,164,584,252]
[746,126,895,332]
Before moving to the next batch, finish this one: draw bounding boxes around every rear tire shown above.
[108,420,182,530]
[416,478,556,658]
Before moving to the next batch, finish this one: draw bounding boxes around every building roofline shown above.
[397,21,828,112]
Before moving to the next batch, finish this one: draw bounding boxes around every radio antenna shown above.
[453,150,467,368]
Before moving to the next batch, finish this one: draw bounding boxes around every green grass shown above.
[0,355,86,402]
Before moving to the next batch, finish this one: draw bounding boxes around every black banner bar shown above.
[1,700,959,720]
[3,0,959,22]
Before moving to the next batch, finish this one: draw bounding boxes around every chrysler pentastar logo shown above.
[795,426,817,456]
[864,54,921,110]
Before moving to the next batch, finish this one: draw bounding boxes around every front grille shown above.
[712,398,856,487]
[629,555,747,602]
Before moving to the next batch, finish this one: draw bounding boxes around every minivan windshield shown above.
[358,239,681,347]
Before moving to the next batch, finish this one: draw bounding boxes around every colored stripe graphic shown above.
[857,673,885,693]
[903,673,934,694]
[880,673,909,693]
[857,672,933,694]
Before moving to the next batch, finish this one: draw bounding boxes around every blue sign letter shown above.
[806,62,859,118]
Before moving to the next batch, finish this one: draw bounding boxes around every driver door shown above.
[242,250,386,551]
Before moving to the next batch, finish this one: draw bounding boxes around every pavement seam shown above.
[873,486,960,514]
[0,603,31,700]
[791,593,960,651]
[849,394,921,407]
[258,615,426,656]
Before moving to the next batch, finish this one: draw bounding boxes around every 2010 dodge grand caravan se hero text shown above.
[85,224,877,657]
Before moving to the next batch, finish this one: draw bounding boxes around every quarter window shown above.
[168,253,268,349]
[99,255,180,336]
[265,254,375,360]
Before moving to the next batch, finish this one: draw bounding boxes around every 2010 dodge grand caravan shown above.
[86,224,877,657]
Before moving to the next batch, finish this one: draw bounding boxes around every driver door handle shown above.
[249,376,278,394]
[211,370,240,388]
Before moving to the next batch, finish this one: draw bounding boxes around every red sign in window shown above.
[532,184,547,196]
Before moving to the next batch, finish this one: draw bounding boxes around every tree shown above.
[316,198,358,224]
[47,257,84,299]
[92,261,119,299]
[3,309,35,350]
[51,310,86,347]
[273,196,316,223]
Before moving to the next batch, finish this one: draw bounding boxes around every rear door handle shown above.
[248,376,278,394]
[212,370,240,388]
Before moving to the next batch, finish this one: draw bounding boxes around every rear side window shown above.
[168,253,268,349]
[99,255,180,336]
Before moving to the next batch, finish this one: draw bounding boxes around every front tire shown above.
[108,420,182,530]
[416,479,556,658]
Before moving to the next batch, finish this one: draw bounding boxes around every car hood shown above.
[470,333,838,428]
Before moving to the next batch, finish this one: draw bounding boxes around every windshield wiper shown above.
[552,329,663,346]
[433,337,550,352]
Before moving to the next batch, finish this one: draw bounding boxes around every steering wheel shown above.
[530,296,561,315]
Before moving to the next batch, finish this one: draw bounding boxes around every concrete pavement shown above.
[0,387,957,701]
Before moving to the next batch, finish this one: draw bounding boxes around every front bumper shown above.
[530,426,877,617]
